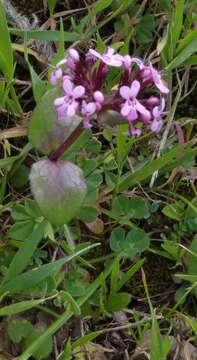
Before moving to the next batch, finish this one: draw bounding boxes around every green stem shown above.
[89,254,114,264]
[36,305,59,319]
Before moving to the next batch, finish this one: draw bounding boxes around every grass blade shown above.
[0,243,100,295]
[176,29,197,55]
[166,38,197,70]
[18,258,115,360]
[1,221,46,286]
[0,298,49,317]
[171,0,185,50]
[0,0,14,80]
[9,29,80,42]
[119,143,188,192]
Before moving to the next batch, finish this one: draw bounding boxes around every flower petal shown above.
[107,57,122,67]
[120,86,131,100]
[149,65,169,94]
[155,79,169,94]
[63,79,73,95]
[66,103,77,117]
[94,91,104,103]
[50,68,62,85]
[131,128,142,137]
[73,85,85,98]
[127,107,138,121]
[121,101,131,117]
[106,47,115,56]
[136,101,151,120]
[140,112,151,123]
[151,119,163,132]
[152,106,160,118]
[56,58,67,67]
[144,96,160,106]
[86,102,96,115]
[123,55,132,70]
[54,97,65,106]
[57,104,67,118]
[129,80,141,98]
[83,117,92,129]
[69,49,80,62]
[89,49,103,61]
[50,72,58,86]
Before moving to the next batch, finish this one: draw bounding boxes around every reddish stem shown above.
[49,125,84,161]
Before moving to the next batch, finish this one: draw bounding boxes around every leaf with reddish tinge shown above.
[30,159,87,225]
[86,217,104,234]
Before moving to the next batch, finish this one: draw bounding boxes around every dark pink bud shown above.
[144,96,160,106]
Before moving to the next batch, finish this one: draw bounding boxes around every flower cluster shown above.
[50,47,169,136]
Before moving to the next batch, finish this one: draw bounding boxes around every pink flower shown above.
[93,91,104,111]
[120,80,151,121]
[143,96,160,107]
[51,48,168,136]
[66,49,80,70]
[151,98,166,132]
[81,92,104,128]
[81,101,97,128]
[122,55,132,70]
[93,91,104,103]
[50,58,68,85]
[89,47,123,67]
[129,127,142,137]
[143,64,169,94]
[50,67,63,85]
[54,79,85,118]
[68,48,80,62]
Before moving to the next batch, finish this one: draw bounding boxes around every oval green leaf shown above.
[30,159,87,225]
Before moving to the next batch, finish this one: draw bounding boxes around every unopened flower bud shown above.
[69,48,80,62]
[94,91,104,103]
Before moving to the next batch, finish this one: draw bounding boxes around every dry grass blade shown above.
[0,127,27,140]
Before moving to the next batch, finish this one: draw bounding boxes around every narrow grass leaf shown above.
[176,29,197,55]
[175,274,197,283]
[182,55,197,66]
[119,144,187,191]
[76,0,113,33]
[9,29,80,42]
[47,0,58,15]
[1,221,46,286]
[150,309,171,360]
[171,0,185,50]
[166,38,197,70]
[18,258,115,360]
[0,243,100,295]
[0,298,46,316]
[73,331,102,349]
[0,0,13,80]
[0,156,19,168]
[117,258,145,291]
[110,257,120,295]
